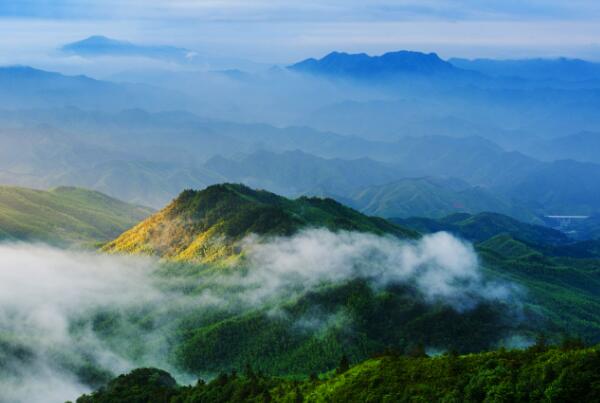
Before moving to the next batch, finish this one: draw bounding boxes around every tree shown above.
[529,333,548,353]
[337,355,350,374]
[560,335,585,351]
[244,361,256,379]
[408,343,428,358]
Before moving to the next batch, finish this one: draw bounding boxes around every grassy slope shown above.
[103,183,417,263]
[0,185,152,244]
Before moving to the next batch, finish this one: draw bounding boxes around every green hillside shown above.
[477,234,600,340]
[2,184,599,401]
[0,185,152,244]
[103,183,417,263]
[392,212,569,245]
[77,343,600,402]
[393,212,600,340]
[98,186,600,374]
[93,185,531,378]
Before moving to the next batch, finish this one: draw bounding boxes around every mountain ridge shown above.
[61,35,195,62]
[103,183,417,263]
[289,50,464,79]
[392,211,570,246]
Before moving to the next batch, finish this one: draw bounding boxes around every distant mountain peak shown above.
[61,35,196,62]
[72,35,121,45]
[289,50,458,78]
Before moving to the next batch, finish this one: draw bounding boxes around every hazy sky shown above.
[2,0,600,69]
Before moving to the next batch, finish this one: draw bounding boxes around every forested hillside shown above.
[393,212,600,341]
[77,343,600,402]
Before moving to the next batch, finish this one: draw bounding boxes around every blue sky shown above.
[1,0,600,69]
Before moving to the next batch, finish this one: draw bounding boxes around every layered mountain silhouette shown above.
[289,50,464,79]
[346,177,535,222]
[62,35,196,62]
[0,66,187,110]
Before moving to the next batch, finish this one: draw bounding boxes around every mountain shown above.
[103,183,417,263]
[392,212,600,333]
[77,344,600,403]
[97,184,529,380]
[0,186,152,244]
[302,98,534,145]
[0,108,406,207]
[506,159,600,216]
[289,50,461,79]
[53,160,225,208]
[450,57,600,82]
[4,105,600,219]
[547,214,600,241]
[204,149,403,197]
[8,184,600,396]
[0,66,187,110]
[346,177,534,221]
[392,212,570,245]
[326,135,600,218]
[61,35,196,62]
[527,131,600,164]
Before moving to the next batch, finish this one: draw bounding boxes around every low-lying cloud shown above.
[0,230,517,402]
[239,229,514,309]
[0,244,197,403]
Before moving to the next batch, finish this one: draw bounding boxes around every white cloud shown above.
[0,233,521,402]
[235,229,515,310]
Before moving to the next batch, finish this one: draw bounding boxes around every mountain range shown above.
[526,131,600,164]
[348,177,535,222]
[2,104,600,222]
[0,66,188,111]
[392,212,570,246]
[5,33,600,402]
[290,50,463,79]
[450,57,600,82]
